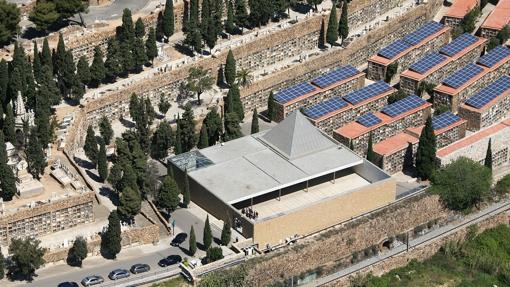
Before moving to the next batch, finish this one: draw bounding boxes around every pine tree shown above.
[225,0,236,34]
[221,220,231,246]
[3,103,15,143]
[338,0,349,41]
[267,91,275,121]
[98,139,108,182]
[198,123,209,149]
[203,215,212,250]
[76,56,91,85]
[318,18,326,48]
[156,11,164,41]
[119,8,135,46]
[135,18,145,38]
[163,0,175,38]
[157,176,180,213]
[84,126,98,166]
[146,27,158,64]
[415,115,436,180]
[183,169,190,207]
[326,3,339,46]
[189,225,197,255]
[0,134,17,201]
[235,0,249,30]
[67,236,88,267]
[225,50,236,86]
[203,107,222,145]
[158,96,171,115]
[101,210,122,259]
[251,108,259,134]
[120,41,134,75]
[132,37,147,72]
[26,128,47,179]
[118,186,142,221]
[224,112,242,141]
[105,39,123,82]
[484,138,492,171]
[366,132,375,163]
[90,46,105,87]
[150,121,174,160]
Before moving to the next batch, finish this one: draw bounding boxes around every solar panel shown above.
[465,76,510,109]
[402,21,444,46]
[477,45,510,68]
[303,97,348,120]
[343,81,393,105]
[439,33,478,57]
[378,40,412,59]
[357,113,382,127]
[274,82,316,104]
[311,65,359,89]
[442,64,484,89]
[381,95,426,117]
[432,112,462,130]
[409,53,447,74]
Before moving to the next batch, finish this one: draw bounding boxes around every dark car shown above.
[81,275,104,286]
[130,263,151,274]
[158,255,182,267]
[108,268,130,280]
[170,233,188,247]
[58,282,79,287]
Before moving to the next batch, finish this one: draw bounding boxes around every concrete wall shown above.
[459,93,510,131]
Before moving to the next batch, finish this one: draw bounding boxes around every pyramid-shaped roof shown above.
[261,111,336,159]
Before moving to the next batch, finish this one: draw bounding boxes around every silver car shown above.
[108,269,130,280]
[81,275,104,286]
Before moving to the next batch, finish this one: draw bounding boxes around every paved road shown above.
[78,0,153,24]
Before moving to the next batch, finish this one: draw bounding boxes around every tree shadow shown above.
[291,3,312,14]
[7,268,38,282]
[174,43,194,57]
[85,169,101,183]
[73,156,96,170]
[178,246,194,257]
[120,118,135,128]
[213,237,222,246]
[99,186,119,206]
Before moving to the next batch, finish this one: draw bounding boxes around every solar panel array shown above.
[442,64,484,89]
[477,45,510,68]
[432,112,462,130]
[274,82,316,104]
[439,33,478,57]
[311,65,359,89]
[465,76,510,109]
[378,40,412,59]
[381,95,426,117]
[343,81,393,105]
[402,21,444,45]
[357,112,382,127]
[409,53,447,74]
[303,97,348,120]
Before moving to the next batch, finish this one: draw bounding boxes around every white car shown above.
[81,275,104,286]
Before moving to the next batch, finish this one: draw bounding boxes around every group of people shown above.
[242,207,259,219]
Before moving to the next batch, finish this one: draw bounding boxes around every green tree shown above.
[146,27,158,64]
[32,41,43,80]
[26,128,47,179]
[221,220,231,246]
[90,46,106,87]
[307,0,324,11]
[104,39,123,82]
[8,237,46,280]
[0,134,16,201]
[3,103,15,143]
[135,17,145,38]
[206,247,223,263]
[132,37,147,72]
[156,11,164,41]
[267,91,275,121]
[118,186,142,221]
[76,56,91,85]
[326,3,338,46]
[236,68,252,87]
[163,0,175,38]
[189,225,197,255]
[54,0,87,23]
[179,103,196,152]
[99,116,113,145]
[67,236,88,267]
[186,66,214,104]
[203,215,213,250]
[251,108,259,134]
[84,126,98,165]
[225,0,236,34]
[198,123,209,149]
[157,176,181,213]
[225,85,244,121]
[108,163,123,192]
[29,1,59,32]
[460,7,479,34]
[183,169,190,207]
[174,122,183,155]
[235,0,249,30]
[203,107,222,145]
[415,116,436,180]
[97,139,108,182]
[150,121,174,160]
[0,59,8,102]
[225,50,236,86]
[41,38,52,72]
[318,18,326,48]
[0,0,20,45]
[366,132,375,163]
[431,157,491,211]
[338,0,348,41]
[101,210,122,259]
[224,112,242,141]
[484,138,492,171]
[158,95,171,115]
[0,247,4,279]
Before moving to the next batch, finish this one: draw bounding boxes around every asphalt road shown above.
[78,0,153,24]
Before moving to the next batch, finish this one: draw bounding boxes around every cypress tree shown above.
[98,139,108,182]
[318,18,326,48]
[119,8,135,46]
[235,0,249,30]
[225,50,236,86]
[0,60,8,103]
[224,112,242,141]
[484,138,492,171]
[326,3,339,46]
[251,108,259,134]
[26,128,47,179]
[67,237,88,267]
[221,220,231,246]
[183,169,190,207]
[156,11,164,41]
[146,27,158,64]
[105,39,123,82]
[198,123,209,149]
[41,38,53,74]
[3,103,15,143]
[132,37,147,73]
[118,186,142,221]
[55,33,66,77]
[174,123,183,155]
[90,46,106,87]
[163,0,175,38]
[403,142,414,172]
[134,18,145,38]
[203,107,222,145]
[179,104,196,152]
[201,0,211,38]
[338,0,349,41]
[366,132,375,163]
[9,66,23,103]
[84,126,98,166]
[415,115,437,180]
[0,134,17,201]
[120,40,134,75]
[157,176,180,213]
[32,41,43,81]
[101,210,121,259]
[189,225,197,255]
[225,0,236,34]
[76,56,91,85]
[99,116,113,145]
[0,247,4,279]
[267,91,275,121]
[212,0,224,37]
[203,215,212,250]
[25,63,37,111]
[228,85,244,121]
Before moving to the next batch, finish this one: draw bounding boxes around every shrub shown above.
[495,174,510,195]
[205,247,223,263]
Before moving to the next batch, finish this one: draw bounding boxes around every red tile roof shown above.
[445,0,479,19]
[373,132,419,156]
[481,0,510,31]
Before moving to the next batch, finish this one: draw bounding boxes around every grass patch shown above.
[151,276,190,287]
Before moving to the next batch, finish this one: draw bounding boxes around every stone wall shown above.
[435,123,467,149]
[241,193,450,286]
[459,91,510,131]
[375,140,418,174]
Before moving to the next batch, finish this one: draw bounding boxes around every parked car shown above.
[158,255,182,267]
[108,269,130,280]
[170,233,187,246]
[130,263,151,274]
[81,275,104,286]
[58,282,79,287]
